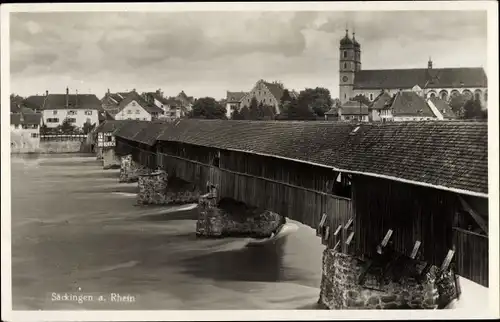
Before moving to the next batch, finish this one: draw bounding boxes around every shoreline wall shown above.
[11,140,89,154]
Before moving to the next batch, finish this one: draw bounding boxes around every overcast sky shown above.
[10,10,487,100]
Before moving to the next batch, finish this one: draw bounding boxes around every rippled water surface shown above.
[11,154,325,310]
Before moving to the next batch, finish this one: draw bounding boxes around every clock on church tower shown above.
[342,76,349,82]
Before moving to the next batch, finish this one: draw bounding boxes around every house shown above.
[338,100,370,122]
[142,90,169,113]
[24,88,102,129]
[175,91,195,111]
[367,90,458,122]
[10,107,43,152]
[225,91,248,118]
[427,97,457,120]
[113,91,164,121]
[338,30,488,106]
[240,79,289,115]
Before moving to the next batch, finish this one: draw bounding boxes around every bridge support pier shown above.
[119,155,151,183]
[318,249,458,309]
[196,193,285,238]
[102,148,121,170]
[96,147,103,161]
[137,170,202,205]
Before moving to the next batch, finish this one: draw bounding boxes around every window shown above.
[136,118,140,120]
[68,110,77,115]
[47,118,59,123]
[31,133,39,138]
[344,94,347,99]
[53,110,58,115]
[369,93,373,101]
[132,102,136,106]
[85,110,92,115]
[143,118,147,121]
[343,63,347,69]
[127,110,132,114]
[67,118,76,123]
[105,135,113,142]
[135,109,140,114]
[343,51,347,58]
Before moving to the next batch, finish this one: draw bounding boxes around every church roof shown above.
[340,32,353,47]
[353,67,487,90]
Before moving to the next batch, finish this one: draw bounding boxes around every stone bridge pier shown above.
[102,148,121,170]
[318,247,459,310]
[133,167,286,239]
[119,155,151,183]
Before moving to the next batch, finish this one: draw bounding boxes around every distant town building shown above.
[10,106,43,151]
[175,91,195,112]
[227,79,296,118]
[109,90,164,121]
[338,30,488,106]
[327,88,458,123]
[225,91,249,118]
[24,88,102,129]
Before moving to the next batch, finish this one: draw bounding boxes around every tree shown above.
[59,118,76,134]
[278,97,316,120]
[298,87,334,117]
[463,99,487,120]
[449,94,468,118]
[189,97,227,119]
[351,94,371,107]
[82,122,96,135]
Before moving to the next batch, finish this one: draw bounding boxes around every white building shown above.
[112,91,164,121]
[25,88,102,129]
[10,108,43,152]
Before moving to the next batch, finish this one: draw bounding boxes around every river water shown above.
[11,154,325,310]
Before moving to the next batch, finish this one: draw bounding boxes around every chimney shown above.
[66,87,69,108]
[428,57,433,69]
[45,90,49,96]
[76,89,78,107]
[107,88,110,95]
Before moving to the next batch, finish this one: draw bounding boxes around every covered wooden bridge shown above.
[106,119,489,287]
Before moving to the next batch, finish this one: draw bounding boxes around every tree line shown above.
[187,87,337,121]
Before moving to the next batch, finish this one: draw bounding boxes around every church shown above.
[338,30,488,105]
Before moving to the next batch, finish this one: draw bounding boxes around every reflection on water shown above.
[11,154,325,310]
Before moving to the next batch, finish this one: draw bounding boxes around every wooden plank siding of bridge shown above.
[109,119,488,286]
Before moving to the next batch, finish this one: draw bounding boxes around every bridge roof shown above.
[114,119,488,197]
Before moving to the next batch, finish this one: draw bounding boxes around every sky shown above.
[9,10,488,100]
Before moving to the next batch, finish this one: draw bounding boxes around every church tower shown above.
[339,29,356,104]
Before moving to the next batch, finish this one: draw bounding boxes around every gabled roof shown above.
[262,81,285,103]
[10,112,42,126]
[112,120,487,196]
[23,96,47,110]
[353,67,487,90]
[94,120,132,133]
[429,97,457,119]
[325,107,339,116]
[143,92,170,105]
[116,92,164,114]
[25,94,103,111]
[389,91,436,117]
[340,100,369,115]
[370,91,393,110]
[226,91,248,103]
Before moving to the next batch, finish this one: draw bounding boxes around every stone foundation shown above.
[137,170,202,205]
[196,196,285,238]
[119,155,151,183]
[102,148,121,169]
[318,249,458,310]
